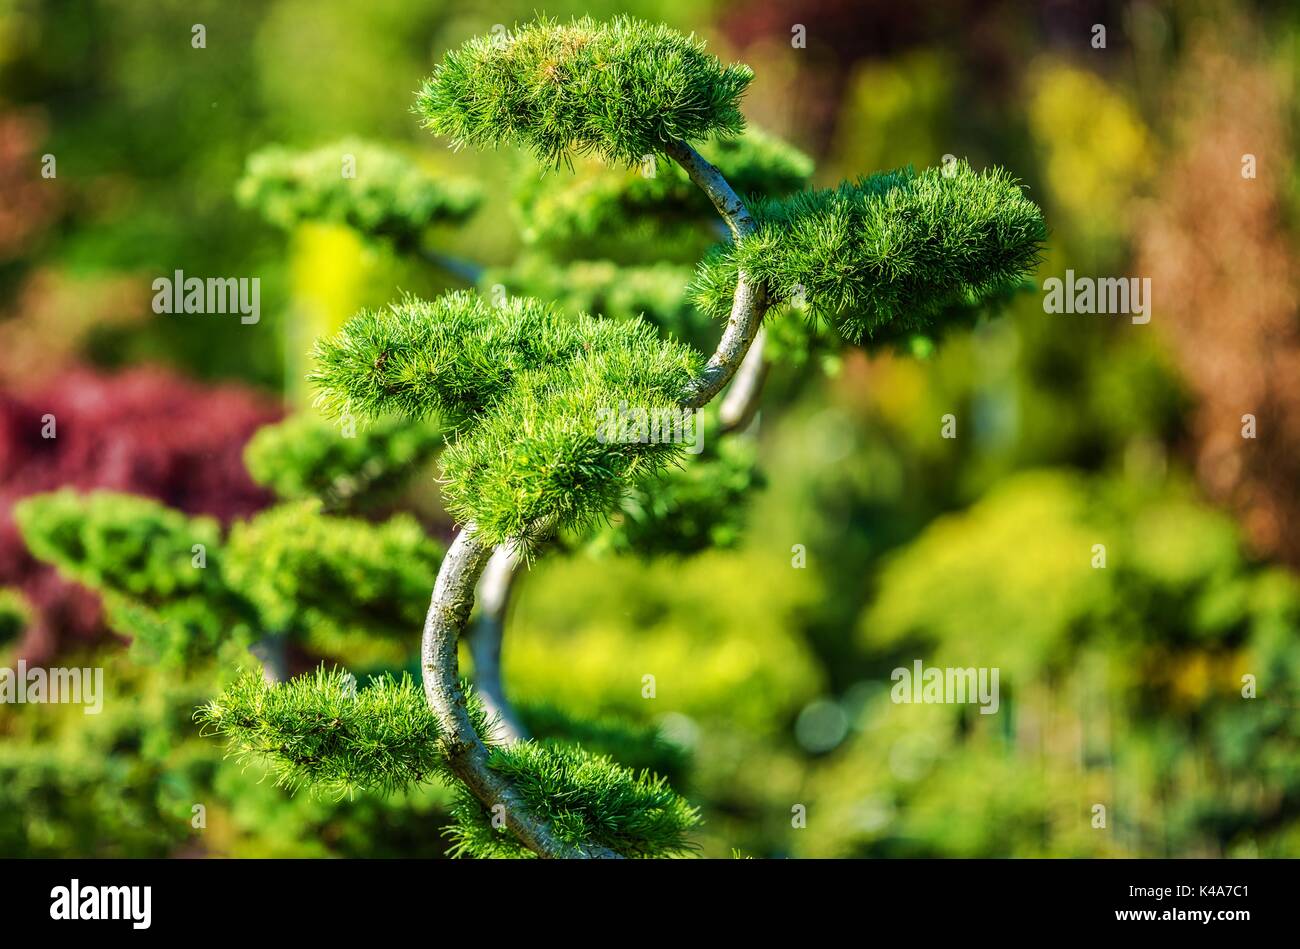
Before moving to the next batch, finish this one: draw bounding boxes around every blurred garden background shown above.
[1,0,1298,857]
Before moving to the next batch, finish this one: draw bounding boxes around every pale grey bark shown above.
[663,139,770,410]
[419,139,769,858]
[719,328,769,433]
[469,543,527,743]
[421,525,621,859]
[662,138,755,240]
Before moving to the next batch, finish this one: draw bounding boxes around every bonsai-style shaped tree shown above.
[18,16,1044,859]
[304,15,1042,857]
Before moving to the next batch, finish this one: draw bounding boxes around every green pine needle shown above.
[444,740,700,858]
[690,160,1047,343]
[587,423,764,558]
[310,289,703,550]
[196,666,457,798]
[237,138,480,243]
[438,324,701,549]
[310,290,607,427]
[415,15,753,167]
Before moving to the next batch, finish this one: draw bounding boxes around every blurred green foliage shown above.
[224,502,443,665]
[237,139,480,245]
[243,413,445,513]
[4,0,1299,859]
[0,589,32,649]
[14,491,256,665]
[582,424,764,557]
[801,472,1300,857]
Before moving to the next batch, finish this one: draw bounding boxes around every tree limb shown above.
[662,138,754,240]
[719,327,769,433]
[249,635,288,684]
[419,139,768,858]
[663,138,769,409]
[469,543,527,743]
[421,524,621,859]
[418,246,485,284]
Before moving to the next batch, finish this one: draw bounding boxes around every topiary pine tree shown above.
[19,15,1044,859]
[304,14,1041,857]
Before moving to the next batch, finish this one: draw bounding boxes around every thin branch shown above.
[421,525,622,859]
[662,138,754,240]
[718,327,769,433]
[418,246,485,284]
[469,543,527,743]
[420,140,769,858]
[249,635,287,685]
[663,138,769,409]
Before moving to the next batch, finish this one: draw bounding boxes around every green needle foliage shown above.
[312,289,702,549]
[197,667,450,798]
[437,338,701,547]
[10,13,1052,859]
[15,490,443,666]
[514,127,814,245]
[16,490,221,602]
[15,490,254,663]
[445,741,700,858]
[691,161,1047,343]
[481,257,703,338]
[223,501,443,665]
[587,424,764,557]
[237,138,481,243]
[515,702,692,786]
[201,668,698,857]
[311,291,602,427]
[244,413,445,512]
[415,16,753,167]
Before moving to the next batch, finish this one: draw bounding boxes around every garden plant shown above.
[13,15,1046,858]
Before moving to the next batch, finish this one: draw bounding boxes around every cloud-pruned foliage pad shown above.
[15,490,253,663]
[16,490,221,602]
[438,331,702,548]
[690,161,1047,343]
[244,413,445,512]
[223,501,442,664]
[197,667,451,798]
[15,490,444,666]
[415,16,753,167]
[445,740,700,858]
[311,290,703,549]
[311,291,604,426]
[199,669,699,857]
[237,139,480,243]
